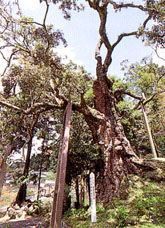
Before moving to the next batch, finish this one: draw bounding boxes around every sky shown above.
[17,0,164,78]
[0,0,164,91]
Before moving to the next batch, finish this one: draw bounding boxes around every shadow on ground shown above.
[0,217,43,228]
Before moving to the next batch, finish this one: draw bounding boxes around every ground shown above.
[0,161,165,228]
[0,217,44,228]
[63,174,165,227]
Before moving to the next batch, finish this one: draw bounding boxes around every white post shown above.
[90,172,96,223]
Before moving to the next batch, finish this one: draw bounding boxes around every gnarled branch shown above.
[108,1,148,12]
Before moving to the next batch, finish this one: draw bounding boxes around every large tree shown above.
[0,0,164,203]
[68,0,164,202]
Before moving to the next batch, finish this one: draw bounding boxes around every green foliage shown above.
[117,60,165,156]
[63,207,90,223]
[124,59,165,96]
[66,112,101,184]
[114,206,129,227]
[133,192,165,224]
[96,204,105,213]
[63,175,165,228]
[144,0,165,48]
[27,200,51,216]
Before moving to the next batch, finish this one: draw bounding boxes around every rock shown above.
[15,209,23,219]
[21,205,29,212]
[0,214,10,223]
[19,210,27,219]
[7,207,16,219]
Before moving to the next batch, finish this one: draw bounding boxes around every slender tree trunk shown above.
[37,151,43,201]
[87,175,91,206]
[75,177,80,209]
[0,145,12,196]
[15,113,39,205]
[80,175,84,207]
[0,161,7,196]
[15,137,33,205]
[37,138,45,201]
[141,93,157,158]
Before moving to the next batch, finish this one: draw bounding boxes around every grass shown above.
[0,172,164,228]
[63,175,165,228]
[0,186,17,208]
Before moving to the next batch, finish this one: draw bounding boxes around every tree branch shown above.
[19,20,43,27]
[43,0,49,28]
[153,74,165,92]
[152,45,165,61]
[97,4,113,72]
[112,31,137,51]
[1,50,19,76]
[114,89,142,100]
[0,99,66,115]
[143,90,165,106]
[108,1,148,12]
[95,39,103,64]
[0,100,24,113]
[112,12,151,51]
[143,14,152,29]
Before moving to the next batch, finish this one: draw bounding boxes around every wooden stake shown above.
[50,101,72,228]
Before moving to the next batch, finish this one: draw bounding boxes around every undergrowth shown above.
[63,175,165,228]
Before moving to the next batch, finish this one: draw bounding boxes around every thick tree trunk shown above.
[15,137,33,205]
[85,79,141,203]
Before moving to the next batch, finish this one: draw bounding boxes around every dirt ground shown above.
[0,217,44,228]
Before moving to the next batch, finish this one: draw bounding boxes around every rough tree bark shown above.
[15,137,33,205]
[92,79,140,202]
[81,0,154,202]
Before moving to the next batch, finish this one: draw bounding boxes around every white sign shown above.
[90,172,96,223]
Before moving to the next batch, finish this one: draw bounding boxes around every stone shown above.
[7,207,16,219]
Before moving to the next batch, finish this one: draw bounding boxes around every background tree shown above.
[122,59,165,156]
[0,105,26,196]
